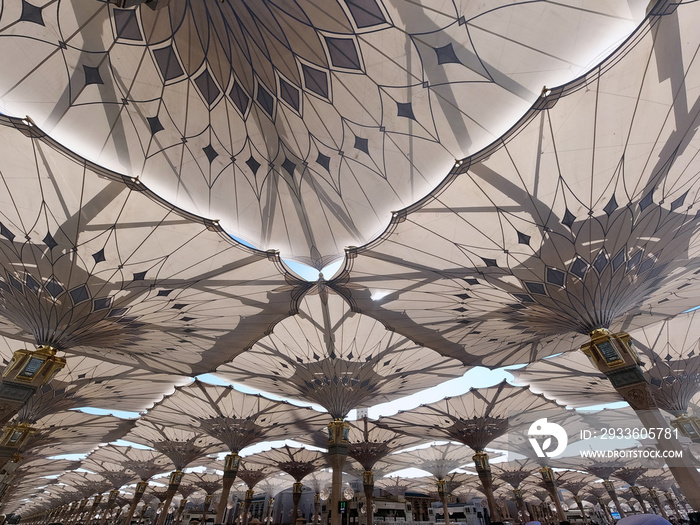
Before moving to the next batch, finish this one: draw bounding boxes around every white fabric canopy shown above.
[0,0,648,266]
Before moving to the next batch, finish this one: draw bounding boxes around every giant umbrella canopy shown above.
[216,282,465,525]
[144,379,328,525]
[249,445,326,524]
[124,419,227,525]
[85,444,174,525]
[0,0,649,267]
[327,1,700,506]
[379,381,568,521]
[235,463,278,525]
[0,114,312,427]
[11,352,184,428]
[385,442,478,525]
[327,0,700,368]
[513,311,700,425]
[2,410,132,470]
[300,414,424,525]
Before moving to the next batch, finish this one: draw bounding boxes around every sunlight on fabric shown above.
[283,258,344,281]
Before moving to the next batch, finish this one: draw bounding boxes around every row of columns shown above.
[20,479,692,525]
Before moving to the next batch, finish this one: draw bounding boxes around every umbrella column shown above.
[539,467,566,523]
[313,494,320,525]
[581,329,700,509]
[436,480,451,525]
[596,498,612,524]
[100,490,121,525]
[473,452,499,523]
[328,420,349,525]
[665,492,683,521]
[156,471,184,525]
[572,496,587,524]
[629,486,648,513]
[243,490,254,525]
[174,499,187,525]
[70,499,90,525]
[202,495,213,525]
[84,494,104,525]
[362,471,374,525]
[216,454,241,524]
[292,483,303,524]
[648,490,668,519]
[123,481,149,525]
[513,490,528,524]
[602,481,625,519]
[266,497,274,525]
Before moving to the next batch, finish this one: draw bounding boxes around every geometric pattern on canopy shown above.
[80,453,139,491]
[54,471,112,499]
[249,445,326,483]
[490,458,539,490]
[297,416,420,471]
[328,1,700,368]
[0,115,309,375]
[513,310,700,414]
[189,472,224,497]
[143,379,329,453]
[256,474,295,499]
[385,442,476,480]
[85,444,174,482]
[345,416,425,471]
[378,381,563,451]
[216,283,466,418]
[0,1,648,267]
[15,411,134,459]
[555,470,599,497]
[124,420,226,471]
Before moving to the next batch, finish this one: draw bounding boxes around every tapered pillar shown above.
[595,499,610,524]
[513,490,528,524]
[602,481,625,519]
[265,497,274,525]
[174,499,187,525]
[136,501,149,525]
[628,486,648,513]
[665,492,683,521]
[243,489,254,525]
[156,470,183,525]
[123,481,148,525]
[582,329,700,510]
[436,480,451,525]
[84,494,103,525]
[473,452,498,523]
[292,482,303,523]
[648,490,668,519]
[203,494,213,525]
[313,494,320,525]
[327,419,349,525]
[362,471,374,525]
[526,503,535,522]
[63,503,78,525]
[216,453,241,524]
[539,467,566,523]
[70,499,90,525]
[113,504,126,525]
[572,496,588,524]
[100,490,121,525]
